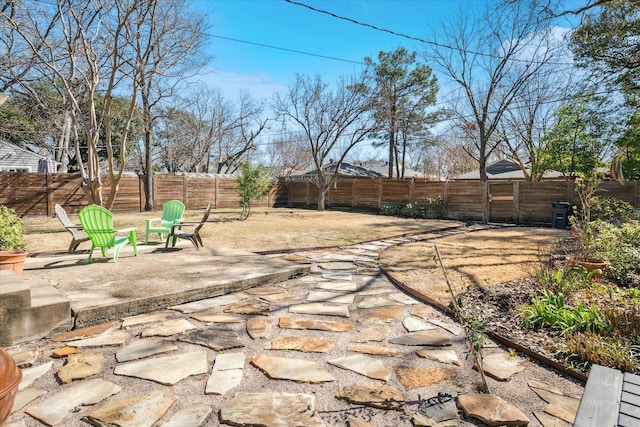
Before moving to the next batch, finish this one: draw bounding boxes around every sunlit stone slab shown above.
[84,388,175,427]
[351,325,390,343]
[169,292,248,313]
[141,318,197,337]
[205,368,243,395]
[220,392,326,427]
[26,379,121,426]
[279,317,354,332]
[251,355,334,383]
[289,303,350,318]
[416,348,460,366]
[19,361,53,390]
[328,354,391,381]
[116,338,178,362]
[357,296,403,309]
[191,313,244,323]
[428,319,463,336]
[336,382,405,410]
[389,331,452,347]
[215,352,245,371]
[162,403,212,427]
[246,318,274,339]
[306,291,355,304]
[359,307,403,324]
[179,327,245,351]
[66,330,130,347]
[403,316,438,332]
[11,388,47,413]
[316,282,359,292]
[121,311,172,328]
[266,336,336,353]
[348,344,402,357]
[57,352,104,383]
[393,365,457,390]
[388,292,420,305]
[114,351,208,385]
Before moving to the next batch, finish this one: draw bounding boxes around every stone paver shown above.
[4,227,585,427]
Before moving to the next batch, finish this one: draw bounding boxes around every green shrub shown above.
[400,203,423,218]
[536,265,600,296]
[380,203,402,216]
[591,197,634,225]
[0,205,26,251]
[519,289,604,334]
[591,220,640,286]
[380,198,446,219]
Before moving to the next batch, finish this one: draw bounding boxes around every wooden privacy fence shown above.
[0,172,286,216]
[2,172,640,226]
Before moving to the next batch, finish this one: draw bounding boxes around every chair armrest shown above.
[116,227,137,233]
[146,217,161,224]
[65,224,84,231]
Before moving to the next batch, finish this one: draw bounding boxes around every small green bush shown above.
[0,205,26,251]
[591,197,634,225]
[591,220,640,286]
[379,197,446,219]
[380,203,402,216]
[519,289,604,334]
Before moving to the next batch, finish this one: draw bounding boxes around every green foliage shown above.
[235,162,273,221]
[379,198,445,219]
[590,220,640,286]
[538,102,608,178]
[0,205,26,252]
[519,289,604,334]
[591,197,634,225]
[536,265,600,296]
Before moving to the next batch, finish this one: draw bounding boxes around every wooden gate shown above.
[488,181,517,223]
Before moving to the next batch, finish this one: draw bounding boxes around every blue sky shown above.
[192,0,491,100]
[192,0,581,101]
[189,0,582,160]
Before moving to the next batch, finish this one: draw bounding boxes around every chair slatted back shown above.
[193,203,211,235]
[161,200,185,229]
[78,205,116,248]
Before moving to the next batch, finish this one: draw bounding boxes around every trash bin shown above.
[551,202,571,229]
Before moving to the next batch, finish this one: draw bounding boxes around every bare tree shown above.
[133,0,208,211]
[273,74,372,211]
[430,0,557,183]
[495,61,576,181]
[213,93,269,174]
[3,0,145,207]
[150,89,269,174]
[265,131,314,178]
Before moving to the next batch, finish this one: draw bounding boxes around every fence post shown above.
[513,181,520,225]
[214,176,218,209]
[378,178,382,209]
[483,181,489,223]
[183,175,188,207]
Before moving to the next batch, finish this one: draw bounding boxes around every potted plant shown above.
[0,205,28,275]
[568,173,606,273]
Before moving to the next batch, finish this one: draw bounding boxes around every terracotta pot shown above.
[0,251,28,276]
[0,348,22,425]
[567,257,606,276]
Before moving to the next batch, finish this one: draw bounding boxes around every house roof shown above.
[0,140,60,172]
[299,162,384,178]
[454,159,564,180]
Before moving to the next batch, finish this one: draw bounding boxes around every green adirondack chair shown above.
[145,200,185,244]
[78,205,138,263]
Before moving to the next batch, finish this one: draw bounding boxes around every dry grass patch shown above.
[23,207,463,254]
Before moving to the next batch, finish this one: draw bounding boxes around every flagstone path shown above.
[5,227,584,426]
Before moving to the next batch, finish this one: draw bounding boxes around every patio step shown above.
[0,270,71,346]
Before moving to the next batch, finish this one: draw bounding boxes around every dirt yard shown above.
[23,207,566,299]
[379,227,566,307]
